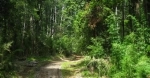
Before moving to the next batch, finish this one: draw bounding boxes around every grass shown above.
[61,56,100,78]
[61,62,75,77]
[61,55,84,77]
[61,56,110,78]
[75,56,100,78]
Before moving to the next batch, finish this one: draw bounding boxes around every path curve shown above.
[34,55,83,78]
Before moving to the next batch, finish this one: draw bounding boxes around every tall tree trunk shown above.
[121,0,125,42]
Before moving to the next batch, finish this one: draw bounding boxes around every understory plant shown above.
[0,41,16,78]
[87,37,104,58]
[110,33,150,78]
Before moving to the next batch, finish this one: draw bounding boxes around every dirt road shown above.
[34,56,83,78]
[35,60,63,78]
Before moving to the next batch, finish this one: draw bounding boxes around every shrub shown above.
[87,37,104,58]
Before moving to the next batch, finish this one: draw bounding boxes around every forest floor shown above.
[16,54,84,78]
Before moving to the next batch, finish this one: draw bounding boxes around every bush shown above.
[110,33,150,78]
[87,37,104,58]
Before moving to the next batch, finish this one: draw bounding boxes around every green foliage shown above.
[3,41,13,52]
[39,34,52,48]
[76,56,110,77]
[87,58,111,77]
[110,32,150,78]
[64,6,89,54]
[146,45,150,54]
[57,35,73,54]
[105,13,120,42]
[135,56,150,78]
[0,41,16,78]
[87,37,104,58]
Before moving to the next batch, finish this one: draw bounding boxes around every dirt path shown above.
[34,56,83,78]
[34,60,64,78]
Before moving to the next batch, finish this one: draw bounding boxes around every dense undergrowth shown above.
[63,54,150,78]
[78,33,150,78]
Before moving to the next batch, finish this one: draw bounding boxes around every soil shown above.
[17,55,83,78]
[34,60,63,78]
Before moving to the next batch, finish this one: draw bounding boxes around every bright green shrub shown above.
[87,37,104,58]
[135,56,150,78]
[110,32,150,78]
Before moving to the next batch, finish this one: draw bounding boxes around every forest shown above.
[0,0,150,78]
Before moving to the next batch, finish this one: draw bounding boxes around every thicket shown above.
[71,0,150,78]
